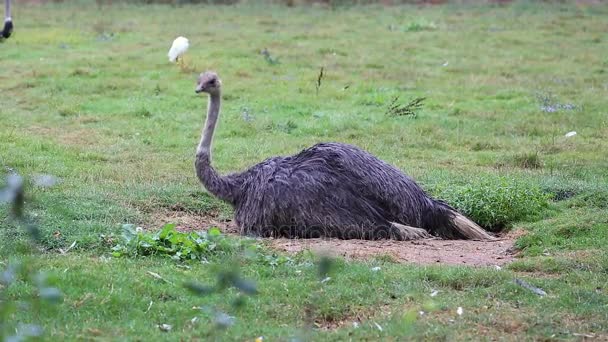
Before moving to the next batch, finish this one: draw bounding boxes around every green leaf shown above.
[121,224,137,244]
[208,227,221,238]
[159,223,176,240]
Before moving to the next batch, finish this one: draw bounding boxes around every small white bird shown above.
[565,131,577,138]
[168,36,189,63]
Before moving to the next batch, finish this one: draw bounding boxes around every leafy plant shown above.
[403,20,437,32]
[111,223,241,261]
[432,176,550,231]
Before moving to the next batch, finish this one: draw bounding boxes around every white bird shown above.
[168,36,189,63]
[565,131,577,138]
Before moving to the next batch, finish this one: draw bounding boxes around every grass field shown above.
[1,1,607,340]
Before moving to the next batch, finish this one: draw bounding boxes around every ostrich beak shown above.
[195,85,204,94]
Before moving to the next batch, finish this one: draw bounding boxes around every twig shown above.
[147,271,175,286]
[145,301,153,313]
[316,67,324,96]
[514,278,547,297]
[59,241,77,255]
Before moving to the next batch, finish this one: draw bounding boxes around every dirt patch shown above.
[153,211,517,267]
[270,237,515,266]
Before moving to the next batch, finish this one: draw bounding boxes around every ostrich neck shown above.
[195,91,236,204]
[5,0,10,20]
[198,92,221,156]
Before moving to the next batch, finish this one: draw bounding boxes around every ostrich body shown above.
[194,71,493,241]
[1,0,12,40]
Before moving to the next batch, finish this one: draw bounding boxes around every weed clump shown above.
[111,224,240,261]
[432,176,550,232]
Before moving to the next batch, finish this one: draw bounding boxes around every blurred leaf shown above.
[39,287,63,303]
[232,295,246,309]
[214,311,235,329]
[208,227,221,238]
[231,276,258,295]
[33,174,59,187]
[25,222,41,242]
[403,309,418,325]
[317,256,334,280]
[1,262,19,285]
[184,281,215,296]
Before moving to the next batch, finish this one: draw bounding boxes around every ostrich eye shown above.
[208,79,217,86]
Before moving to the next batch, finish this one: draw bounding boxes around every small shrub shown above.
[432,176,550,231]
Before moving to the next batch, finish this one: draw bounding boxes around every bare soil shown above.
[151,211,517,267]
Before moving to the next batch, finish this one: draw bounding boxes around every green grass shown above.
[1,1,608,340]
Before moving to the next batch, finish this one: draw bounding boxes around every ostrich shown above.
[194,71,494,241]
[1,0,12,40]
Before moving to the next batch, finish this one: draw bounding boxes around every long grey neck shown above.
[197,92,221,157]
[5,0,10,20]
[195,91,236,204]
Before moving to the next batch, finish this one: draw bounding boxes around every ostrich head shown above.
[195,71,221,96]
